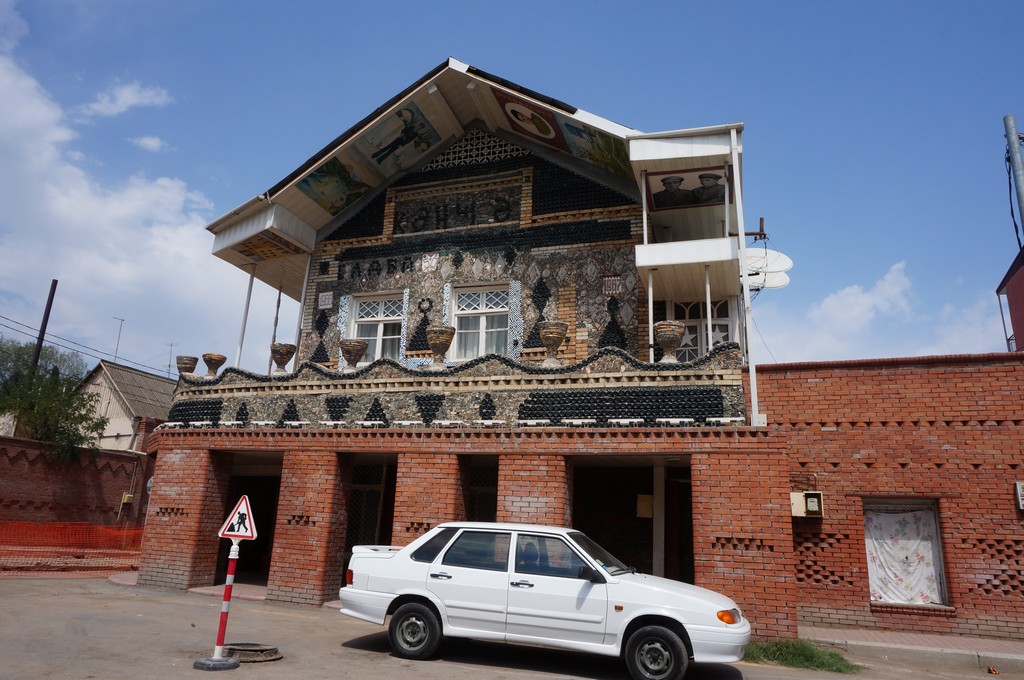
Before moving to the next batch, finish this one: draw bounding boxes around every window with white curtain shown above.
[453,287,508,361]
[352,296,403,363]
[863,500,947,606]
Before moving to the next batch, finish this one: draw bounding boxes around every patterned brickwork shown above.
[0,437,152,525]
[391,453,466,544]
[265,449,349,605]
[137,447,232,590]
[755,353,1024,640]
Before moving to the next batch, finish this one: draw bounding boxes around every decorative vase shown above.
[201,352,227,377]
[425,325,456,371]
[175,355,199,376]
[537,320,568,368]
[654,321,687,364]
[270,343,297,374]
[339,339,369,372]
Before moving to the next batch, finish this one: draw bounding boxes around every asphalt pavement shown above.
[0,572,1020,680]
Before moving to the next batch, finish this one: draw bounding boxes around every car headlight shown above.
[717,608,742,625]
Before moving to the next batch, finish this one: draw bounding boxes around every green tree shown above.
[0,337,107,462]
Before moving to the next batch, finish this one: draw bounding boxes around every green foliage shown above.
[0,337,106,462]
[744,639,861,674]
[0,336,87,383]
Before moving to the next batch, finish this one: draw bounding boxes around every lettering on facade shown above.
[393,185,521,235]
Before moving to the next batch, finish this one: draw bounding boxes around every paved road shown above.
[0,577,1011,679]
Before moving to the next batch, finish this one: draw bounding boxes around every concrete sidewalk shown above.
[801,624,1024,677]
[108,572,1024,677]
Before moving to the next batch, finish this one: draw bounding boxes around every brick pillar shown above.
[266,449,349,606]
[497,454,571,526]
[391,452,465,545]
[691,449,798,639]
[137,447,231,590]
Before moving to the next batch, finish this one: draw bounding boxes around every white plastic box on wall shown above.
[790,491,824,518]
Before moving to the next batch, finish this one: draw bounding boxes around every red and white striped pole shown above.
[194,539,242,670]
[213,539,240,658]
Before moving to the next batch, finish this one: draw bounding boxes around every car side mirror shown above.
[577,566,605,583]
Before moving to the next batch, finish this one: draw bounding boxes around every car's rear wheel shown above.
[388,602,442,660]
[625,625,690,680]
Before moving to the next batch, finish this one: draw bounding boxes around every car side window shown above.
[515,534,588,577]
[441,531,511,571]
[411,528,458,563]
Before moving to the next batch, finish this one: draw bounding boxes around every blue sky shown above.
[1,0,1022,376]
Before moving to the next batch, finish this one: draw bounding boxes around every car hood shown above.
[612,572,741,611]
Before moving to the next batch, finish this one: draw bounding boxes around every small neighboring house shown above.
[80,361,175,452]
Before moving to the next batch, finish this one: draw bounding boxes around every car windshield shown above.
[568,531,632,576]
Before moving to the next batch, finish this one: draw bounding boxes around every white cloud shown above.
[751,262,1004,363]
[0,0,27,56]
[130,135,167,152]
[78,81,173,118]
[0,50,295,374]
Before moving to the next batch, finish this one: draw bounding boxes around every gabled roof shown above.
[82,361,176,420]
[205,57,744,301]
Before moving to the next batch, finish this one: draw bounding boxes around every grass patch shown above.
[744,639,861,673]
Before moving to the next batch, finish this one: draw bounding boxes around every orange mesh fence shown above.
[0,522,143,573]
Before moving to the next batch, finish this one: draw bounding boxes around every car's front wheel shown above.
[624,625,690,680]
[388,602,442,660]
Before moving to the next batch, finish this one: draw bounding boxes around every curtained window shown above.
[863,501,947,605]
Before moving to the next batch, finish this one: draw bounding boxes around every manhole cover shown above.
[223,643,283,663]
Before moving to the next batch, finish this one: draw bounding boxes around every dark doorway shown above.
[572,467,653,574]
[664,468,694,583]
[217,475,280,585]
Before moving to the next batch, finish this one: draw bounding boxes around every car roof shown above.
[435,521,575,534]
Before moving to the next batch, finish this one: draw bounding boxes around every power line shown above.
[0,316,168,375]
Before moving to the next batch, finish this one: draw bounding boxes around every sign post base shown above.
[193,655,241,671]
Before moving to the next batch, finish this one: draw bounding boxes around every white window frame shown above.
[666,299,733,361]
[351,295,404,364]
[452,285,509,361]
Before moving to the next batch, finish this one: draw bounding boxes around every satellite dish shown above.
[747,271,790,290]
[745,248,793,273]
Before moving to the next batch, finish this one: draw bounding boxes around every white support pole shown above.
[704,265,713,354]
[730,128,761,426]
[641,169,649,245]
[234,266,255,368]
[642,170,656,362]
[293,254,313,359]
[647,270,656,363]
[267,285,283,375]
[653,465,665,577]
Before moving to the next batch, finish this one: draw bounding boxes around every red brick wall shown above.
[751,353,1024,639]
[137,447,232,590]
[497,454,571,526]
[266,448,349,605]
[690,436,798,639]
[391,452,466,545]
[0,435,150,525]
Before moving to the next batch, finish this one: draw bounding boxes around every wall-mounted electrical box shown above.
[121,493,134,505]
[790,491,824,518]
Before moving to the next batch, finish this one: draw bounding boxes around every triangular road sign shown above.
[218,495,257,540]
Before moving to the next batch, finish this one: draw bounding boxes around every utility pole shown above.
[1005,115,1024,249]
[113,317,125,364]
[31,279,58,374]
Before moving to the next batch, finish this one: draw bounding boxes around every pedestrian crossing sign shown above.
[218,495,257,540]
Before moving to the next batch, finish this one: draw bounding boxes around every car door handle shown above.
[429,572,452,580]
[510,580,534,588]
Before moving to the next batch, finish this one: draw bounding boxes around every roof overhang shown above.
[205,58,745,300]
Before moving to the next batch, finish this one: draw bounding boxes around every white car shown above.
[339,522,749,680]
